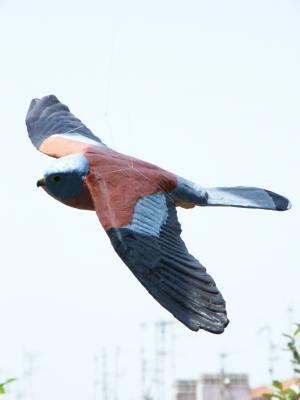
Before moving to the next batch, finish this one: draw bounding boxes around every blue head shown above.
[37,153,89,199]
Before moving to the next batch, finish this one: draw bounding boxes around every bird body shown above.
[27,95,291,334]
[38,136,178,227]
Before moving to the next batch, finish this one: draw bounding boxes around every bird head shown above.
[37,153,89,200]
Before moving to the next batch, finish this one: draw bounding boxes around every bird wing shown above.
[87,173,229,333]
[26,95,106,158]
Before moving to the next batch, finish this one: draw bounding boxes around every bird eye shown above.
[52,175,62,183]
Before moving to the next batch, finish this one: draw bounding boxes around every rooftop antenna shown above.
[219,350,240,400]
[113,347,120,400]
[102,348,108,400]
[23,352,35,400]
[93,353,101,400]
[258,326,277,381]
[288,306,294,330]
[219,352,226,376]
[140,323,147,400]
[16,379,22,400]
[169,322,176,400]
[155,321,175,400]
[219,353,228,400]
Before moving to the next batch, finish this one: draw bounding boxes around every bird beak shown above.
[36,177,45,187]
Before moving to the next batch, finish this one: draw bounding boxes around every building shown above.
[175,376,300,400]
[175,373,250,400]
[175,380,197,400]
[198,374,250,400]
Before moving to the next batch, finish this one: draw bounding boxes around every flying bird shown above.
[26,95,291,334]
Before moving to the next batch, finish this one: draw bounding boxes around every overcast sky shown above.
[0,0,299,399]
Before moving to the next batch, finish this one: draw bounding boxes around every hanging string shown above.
[103,0,119,149]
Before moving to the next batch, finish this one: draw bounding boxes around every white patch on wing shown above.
[126,193,168,237]
[206,187,276,208]
[58,133,107,147]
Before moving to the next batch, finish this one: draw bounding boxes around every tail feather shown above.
[172,177,291,211]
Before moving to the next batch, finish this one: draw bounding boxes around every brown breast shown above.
[39,135,177,226]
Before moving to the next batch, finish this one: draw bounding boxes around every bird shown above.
[26,95,291,334]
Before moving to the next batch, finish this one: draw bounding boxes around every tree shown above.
[263,324,300,399]
[0,378,16,396]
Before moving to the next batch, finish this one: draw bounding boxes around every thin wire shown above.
[92,153,177,216]
[60,124,84,135]
[103,0,119,149]
[104,0,118,117]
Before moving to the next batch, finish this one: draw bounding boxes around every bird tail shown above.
[172,177,291,211]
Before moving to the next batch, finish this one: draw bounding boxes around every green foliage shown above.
[0,378,16,396]
[263,324,300,400]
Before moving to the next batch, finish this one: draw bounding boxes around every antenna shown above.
[170,322,176,400]
[258,326,277,381]
[93,353,100,400]
[218,350,240,400]
[23,352,35,400]
[155,321,175,400]
[16,379,22,400]
[288,306,294,330]
[219,352,226,376]
[219,353,227,400]
[102,348,108,400]
[113,347,120,400]
[140,323,147,400]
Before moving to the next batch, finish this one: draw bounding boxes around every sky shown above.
[0,0,299,399]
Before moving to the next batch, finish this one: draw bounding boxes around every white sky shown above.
[0,0,299,399]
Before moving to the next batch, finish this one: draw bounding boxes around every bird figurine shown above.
[26,95,291,334]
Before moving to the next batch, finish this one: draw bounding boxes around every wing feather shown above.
[26,95,105,152]
[101,193,229,333]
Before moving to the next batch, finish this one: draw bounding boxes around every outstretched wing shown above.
[91,189,229,333]
[26,95,105,157]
